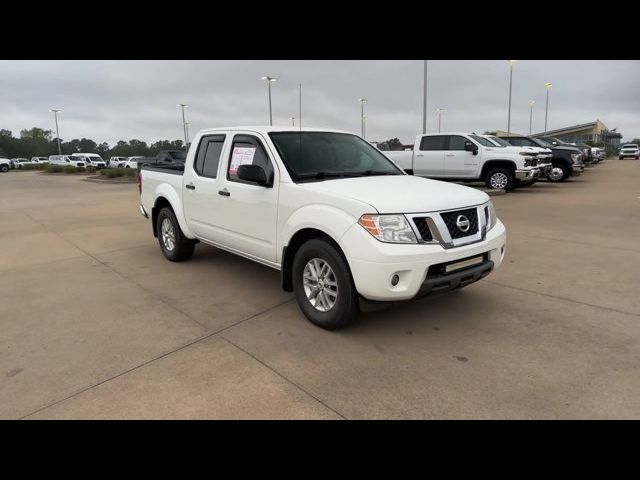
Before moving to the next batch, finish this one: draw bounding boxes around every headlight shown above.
[487,201,498,230]
[570,153,581,163]
[518,152,533,156]
[358,214,417,243]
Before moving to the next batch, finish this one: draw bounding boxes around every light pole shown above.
[177,103,189,151]
[507,60,517,137]
[544,82,553,135]
[289,116,295,126]
[528,99,535,135]
[185,122,191,148]
[422,60,428,134]
[299,83,302,130]
[261,76,277,126]
[436,108,444,133]
[49,109,62,155]
[363,116,367,140]
[358,97,367,138]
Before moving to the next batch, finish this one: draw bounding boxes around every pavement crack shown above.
[19,298,295,419]
[219,334,347,420]
[485,280,640,318]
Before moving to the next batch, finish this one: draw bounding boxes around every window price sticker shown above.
[229,147,256,174]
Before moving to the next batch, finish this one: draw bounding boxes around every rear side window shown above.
[227,135,274,184]
[194,135,225,178]
[419,135,446,151]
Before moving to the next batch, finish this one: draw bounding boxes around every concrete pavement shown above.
[1,162,638,419]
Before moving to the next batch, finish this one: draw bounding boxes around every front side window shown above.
[228,135,274,184]
[269,132,403,181]
[469,135,495,147]
[446,135,469,151]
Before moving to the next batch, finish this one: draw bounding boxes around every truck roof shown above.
[196,126,356,136]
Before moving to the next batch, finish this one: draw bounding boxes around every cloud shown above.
[1,60,639,145]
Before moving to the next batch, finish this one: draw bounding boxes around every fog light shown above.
[391,274,399,286]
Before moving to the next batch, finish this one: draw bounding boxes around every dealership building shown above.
[495,120,622,147]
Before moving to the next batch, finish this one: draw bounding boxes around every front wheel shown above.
[292,239,359,330]
[485,168,515,191]
[0,164,9,172]
[156,207,195,262]
[547,163,569,182]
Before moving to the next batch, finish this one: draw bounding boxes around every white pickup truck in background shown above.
[139,126,506,330]
[386,132,540,191]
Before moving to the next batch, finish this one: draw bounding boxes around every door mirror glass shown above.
[237,164,269,186]
[464,141,478,153]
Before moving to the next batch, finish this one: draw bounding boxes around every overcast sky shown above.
[1,60,639,145]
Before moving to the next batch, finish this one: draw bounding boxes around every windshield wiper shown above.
[359,170,400,176]
[295,172,362,181]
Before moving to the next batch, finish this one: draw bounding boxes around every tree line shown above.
[0,127,185,159]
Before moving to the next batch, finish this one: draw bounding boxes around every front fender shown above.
[154,183,196,239]
[278,204,359,263]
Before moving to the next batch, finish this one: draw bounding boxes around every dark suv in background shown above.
[539,136,593,164]
[514,136,586,182]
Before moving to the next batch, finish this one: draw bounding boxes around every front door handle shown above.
[218,189,230,197]
[445,154,455,157]
[185,183,196,190]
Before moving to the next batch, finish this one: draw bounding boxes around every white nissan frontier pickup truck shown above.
[139,127,506,330]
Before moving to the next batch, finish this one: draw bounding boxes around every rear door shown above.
[441,135,479,178]
[413,135,446,176]
[182,133,228,241]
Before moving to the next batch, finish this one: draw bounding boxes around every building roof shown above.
[532,120,606,137]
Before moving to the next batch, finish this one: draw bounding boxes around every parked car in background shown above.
[525,137,585,181]
[386,132,539,191]
[490,135,553,180]
[108,156,128,168]
[139,126,506,330]
[618,144,639,159]
[590,147,605,163]
[11,158,40,168]
[75,153,107,168]
[0,158,11,172]
[123,156,145,168]
[539,136,593,164]
[134,150,188,170]
[31,157,49,163]
[48,155,86,167]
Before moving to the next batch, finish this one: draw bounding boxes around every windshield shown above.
[622,144,638,148]
[268,132,404,181]
[68,156,82,161]
[470,135,496,147]
[487,136,511,147]
[530,137,553,148]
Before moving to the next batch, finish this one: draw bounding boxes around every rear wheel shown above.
[485,167,515,191]
[292,239,359,330]
[156,207,195,262]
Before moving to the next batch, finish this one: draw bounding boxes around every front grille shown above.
[412,217,433,241]
[440,208,479,239]
[524,158,538,167]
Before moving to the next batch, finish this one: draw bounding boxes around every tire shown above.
[619,156,623,160]
[485,167,515,191]
[156,207,195,262]
[292,238,359,330]
[547,163,569,182]
[0,164,9,172]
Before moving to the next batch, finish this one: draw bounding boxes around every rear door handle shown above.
[185,183,196,190]
[218,189,230,197]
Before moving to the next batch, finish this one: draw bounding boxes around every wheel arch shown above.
[480,159,517,180]
[281,228,353,292]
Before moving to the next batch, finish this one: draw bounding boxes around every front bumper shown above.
[342,219,506,301]
[515,168,539,181]
[571,164,584,175]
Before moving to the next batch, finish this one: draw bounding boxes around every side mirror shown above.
[237,164,269,186]
[464,141,479,155]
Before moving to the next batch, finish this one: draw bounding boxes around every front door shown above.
[212,133,279,264]
[442,135,480,178]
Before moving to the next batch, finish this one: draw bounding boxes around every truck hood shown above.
[299,175,489,214]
